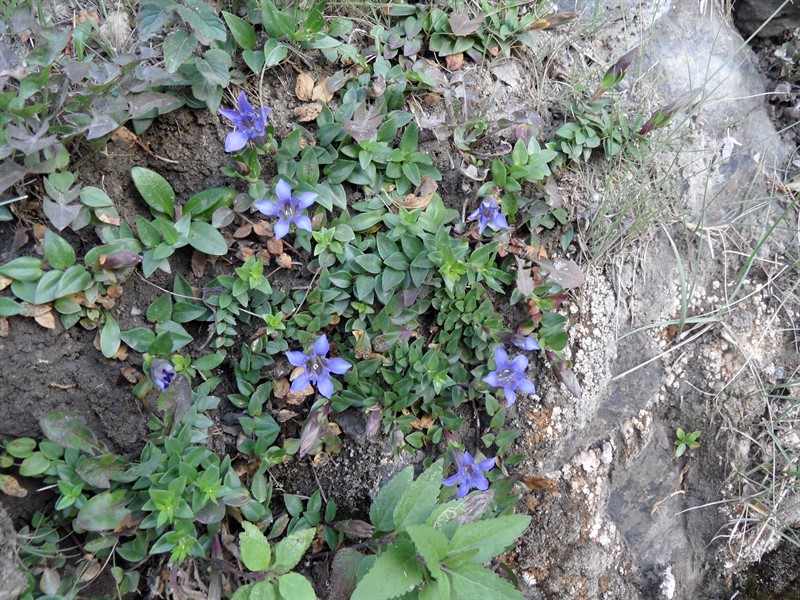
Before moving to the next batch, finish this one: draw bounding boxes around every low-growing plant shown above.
[674,428,701,457]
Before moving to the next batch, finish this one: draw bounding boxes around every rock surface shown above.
[733,0,800,38]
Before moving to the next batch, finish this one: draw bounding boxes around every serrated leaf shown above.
[393,459,443,531]
[131,167,175,218]
[44,230,75,269]
[352,540,423,600]
[176,0,227,43]
[272,527,315,574]
[39,411,102,453]
[100,312,121,358]
[240,522,272,572]
[75,490,131,532]
[447,514,531,564]
[370,466,413,532]
[444,564,523,599]
[187,221,228,255]
[407,524,448,580]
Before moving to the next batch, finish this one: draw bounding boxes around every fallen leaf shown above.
[253,220,272,237]
[191,250,207,278]
[276,409,299,423]
[529,12,579,30]
[537,257,585,289]
[277,253,292,269]
[22,302,52,318]
[515,257,535,297]
[411,414,434,430]
[448,12,481,36]
[295,72,315,101]
[342,101,383,142]
[96,209,121,226]
[393,176,438,210]
[106,284,123,299]
[366,75,386,99]
[35,311,56,329]
[266,238,283,255]
[0,275,11,291]
[445,53,464,71]
[517,474,556,491]
[0,318,8,337]
[294,103,323,122]
[233,223,253,238]
[237,246,255,261]
[0,474,27,497]
[120,367,139,383]
[32,223,47,242]
[312,82,334,104]
[80,559,103,583]
[273,378,290,399]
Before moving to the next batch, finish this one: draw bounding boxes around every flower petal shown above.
[254,199,280,217]
[290,371,312,392]
[457,482,470,498]
[504,387,517,407]
[313,334,329,357]
[225,130,248,153]
[219,108,242,123]
[286,351,308,367]
[494,346,509,367]
[517,378,537,395]
[492,212,509,230]
[466,208,480,222]
[510,355,529,372]
[483,372,500,387]
[472,473,490,491]
[522,337,540,351]
[273,219,290,239]
[258,107,271,122]
[462,451,475,467]
[237,91,254,116]
[316,375,334,398]
[326,357,351,374]
[296,191,318,209]
[275,179,292,202]
[293,215,312,233]
[442,473,461,487]
[478,456,496,472]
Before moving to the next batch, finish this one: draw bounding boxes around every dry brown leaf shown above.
[120,367,140,384]
[277,253,292,269]
[97,296,116,310]
[311,82,334,104]
[0,318,8,338]
[528,12,579,30]
[233,223,253,238]
[266,238,283,255]
[112,343,129,361]
[393,176,438,210]
[237,246,256,261]
[22,302,52,318]
[106,284,123,299]
[445,53,464,71]
[80,559,103,583]
[253,221,272,237]
[35,311,56,329]
[411,414,434,430]
[273,378,290,399]
[96,210,121,226]
[0,275,12,291]
[294,103,323,122]
[517,474,556,491]
[191,250,207,278]
[32,223,47,242]
[276,409,299,423]
[111,125,138,146]
[0,474,27,497]
[295,72,315,101]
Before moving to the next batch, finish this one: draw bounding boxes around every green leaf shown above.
[0,297,26,317]
[370,466,413,532]
[56,265,92,298]
[263,39,289,67]
[193,352,225,371]
[260,0,295,38]
[44,230,76,269]
[163,30,198,74]
[348,212,384,232]
[242,49,266,74]
[447,514,531,564]
[0,257,43,281]
[40,411,102,453]
[187,221,229,255]
[240,522,272,572]
[75,490,132,532]
[76,453,127,488]
[223,11,256,49]
[100,312,121,358]
[277,573,316,600]
[444,564,523,599]
[196,48,232,88]
[407,524,448,580]
[393,459,443,531]
[351,540,423,600]
[4,437,36,458]
[146,293,173,323]
[176,0,227,42]
[131,167,175,218]
[272,527,315,574]
[184,187,236,220]
[19,452,50,477]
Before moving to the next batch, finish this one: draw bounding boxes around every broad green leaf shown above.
[348,212,384,232]
[0,257,43,281]
[272,527,315,574]
[196,48,231,88]
[56,265,92,298]
[183,187,236,220]
[80,186,113,207]
[100,312,121,358]
[39,411,102,453]
[328,548,365,600]
[351,540,423,600]
[263,39,289,67]
[19,452,50,476]
[121,327,156,352]
[146,293,173,323]
[163,30,198,74]
[444,564,523,599]
[407,524,448,580]
[242,49,266,74]
[75,490,132,531]
[370,466,413,532]
[0,297,26,317]
[33,269,62,303]
[222,11,256,49]
[447,514,531,564]
[131,167,175,218]
[260,0,295,38]
[176,0,227,42]
[277,573,316,600]
[240,522,272,572]
[5,438,36,458]
[393,459,443,531]
[187,221,228,255]
[44,230,75,269]
[76,453,127,489]
[193,352,225,371]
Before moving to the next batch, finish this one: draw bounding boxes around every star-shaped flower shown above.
[151,359,176,392]
[442,450,496,498]
[254,179,316,239]
[467,197,508,234]
[286,335,351,398]
[218,91,271,153]
[483,346,536,407]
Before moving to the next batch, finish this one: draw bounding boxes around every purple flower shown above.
[483,346,536,407]
[443,450,496,498]
[218,91,271,153]
[254,179,316,239]
[286,335,351,398]
[467,197,508,234]
[497,332,541,352]
[151,359,176,392]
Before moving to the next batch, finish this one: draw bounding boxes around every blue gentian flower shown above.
[442,450,496,498]
[467,197,508,234]
[497,332,541,351]
[286,335,351,398]
[254,179,317,239]
[218,91,271,153]
[484,346,536,407]
[151,359,176,392]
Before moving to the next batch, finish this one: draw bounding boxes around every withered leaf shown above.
[448,12,481,36]
[515,257,534,297]
[342,101,383,142]
[295,72,315,101]
[445,53,464,71]
[0,317,8,337]
[517,474,556,491]
[191,250,207,278]
[273,378,290,399]
[393,176,438,210]
[529,12,579,30]
[253,220,272,237]
[266,237,283,255]
[35,311,56,329]
[276,409,298,423]
[277,253,292,268]
[538,257,585,289]
[233,223,253,238]
[294,102,323,122]
[0,474,27,497]
[0,275,12,291]
[312,82,334,104]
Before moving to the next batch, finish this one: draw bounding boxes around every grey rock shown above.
[0,507,27,600]
[733,0,800,38]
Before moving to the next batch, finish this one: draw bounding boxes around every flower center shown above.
[497,368,515,384]
[280,201,298,220]
[307,356,325,378]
